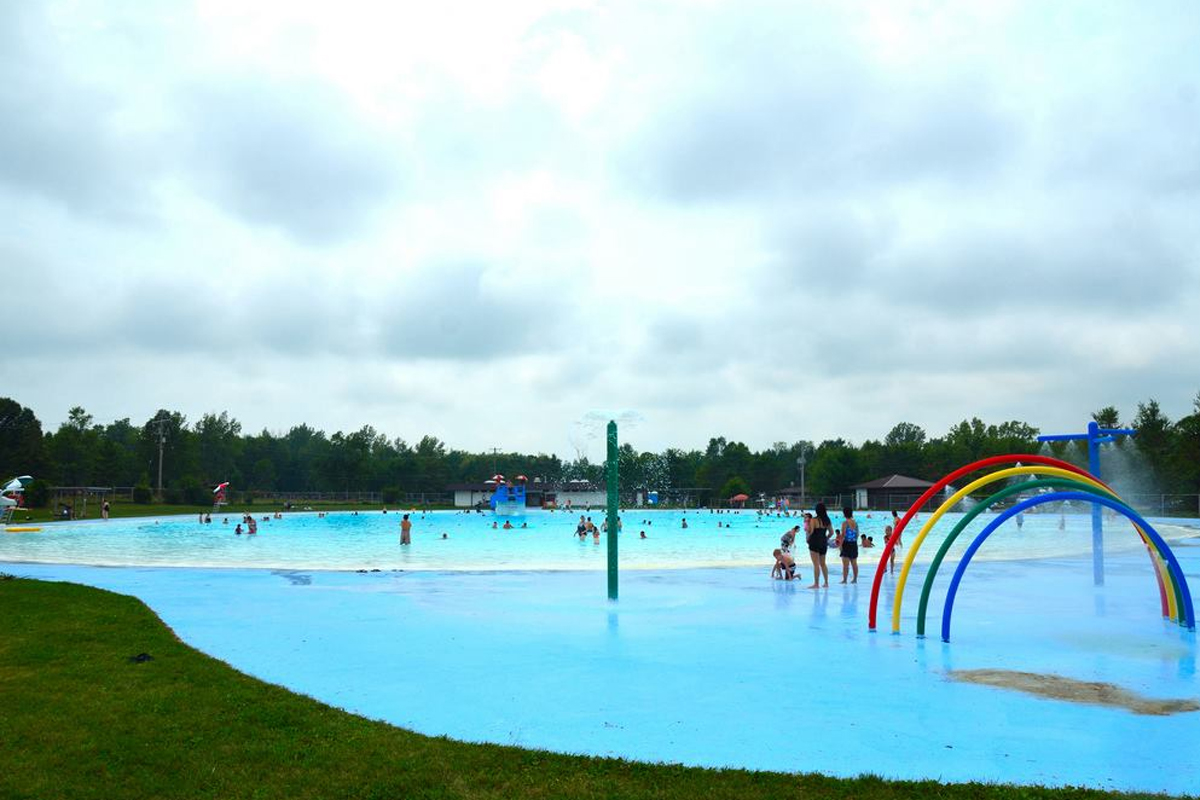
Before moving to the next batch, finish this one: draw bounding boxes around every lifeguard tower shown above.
[2,476,32,525]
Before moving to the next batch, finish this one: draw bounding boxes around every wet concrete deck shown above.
[5,541,1199,793]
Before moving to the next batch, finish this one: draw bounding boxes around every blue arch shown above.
[941,491,1195,642]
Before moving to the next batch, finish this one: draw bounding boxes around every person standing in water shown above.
[885,525,899,573]
[400,513,412,545]
[805,506,830,588]
[837,506,859,584]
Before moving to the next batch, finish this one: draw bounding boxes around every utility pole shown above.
[490,447,500,475]
[797,444,810,507]
[152,416,168,500]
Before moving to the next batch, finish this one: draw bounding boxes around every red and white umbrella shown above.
[213,481,230,494]
[491,474,506,482]
[515,474,528,481]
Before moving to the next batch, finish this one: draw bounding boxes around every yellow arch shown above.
[889,466,1163,633]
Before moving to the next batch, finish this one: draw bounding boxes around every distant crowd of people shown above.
[178,504,917,582]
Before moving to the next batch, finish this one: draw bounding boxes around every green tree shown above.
[139,411,195,492]
[945,418,988,462]
[99,419,141,485]
[414,435,449,493]
[1168,405,1200,492]
[1132,399,1173,485]
[884,422,926,448]
[809,439,864,496]
[881,422,927,476]
[0,398,46,478]
[985,421,1040,455]
[48,406,101,485]
[196,412,243,485]
[251,458,277,491]
[719,476,751,499]
[1092,406,1121,428]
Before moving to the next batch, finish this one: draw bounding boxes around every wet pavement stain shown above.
[950,669,1199,715]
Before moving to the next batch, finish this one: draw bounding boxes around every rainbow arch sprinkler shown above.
[866,455,1195,642]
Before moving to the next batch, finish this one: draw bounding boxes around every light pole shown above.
[151,415,168,501]
[797,446,809,507]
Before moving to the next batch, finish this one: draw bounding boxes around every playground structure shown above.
[868,453,1195,642]
[490,475,527,517]
[1037,421,1137,585]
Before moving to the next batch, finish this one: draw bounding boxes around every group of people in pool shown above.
[772,505,904,587]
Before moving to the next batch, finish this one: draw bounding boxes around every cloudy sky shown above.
[3,1,1198,458]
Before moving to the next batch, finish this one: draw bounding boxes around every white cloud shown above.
[2,0,1198,454]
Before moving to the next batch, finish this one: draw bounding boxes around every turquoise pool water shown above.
[1,508,1195,571]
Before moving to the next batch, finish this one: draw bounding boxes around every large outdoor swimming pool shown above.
[2,508,1195,571]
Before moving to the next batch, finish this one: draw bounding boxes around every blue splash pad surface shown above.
[5,541,1199,794]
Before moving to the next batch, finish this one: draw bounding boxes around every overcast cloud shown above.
[2,0,1198,459]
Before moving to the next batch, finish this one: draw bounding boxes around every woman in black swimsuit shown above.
[805,504,831,588]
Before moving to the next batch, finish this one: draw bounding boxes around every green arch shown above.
[915,477,1178,637]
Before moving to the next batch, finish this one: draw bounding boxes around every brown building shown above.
[850,474,937,511]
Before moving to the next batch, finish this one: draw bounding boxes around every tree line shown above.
[1,394,1198,507]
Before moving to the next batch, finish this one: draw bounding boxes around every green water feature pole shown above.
[606,420,619,601]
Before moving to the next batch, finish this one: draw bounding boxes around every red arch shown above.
[867,454,1095,630]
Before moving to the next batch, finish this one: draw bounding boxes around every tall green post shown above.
[606,419,619,601]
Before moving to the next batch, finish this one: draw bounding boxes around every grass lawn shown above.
[0,576,1183,800]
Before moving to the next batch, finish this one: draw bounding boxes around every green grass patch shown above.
[0,576,1185,800]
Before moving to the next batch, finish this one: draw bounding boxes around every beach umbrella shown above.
[213,481,230,494]
[491,474,505,482]
[731,493,750,502]
[515,474,528,481]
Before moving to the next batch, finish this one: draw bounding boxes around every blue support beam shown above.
[1037,422,1137,586]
